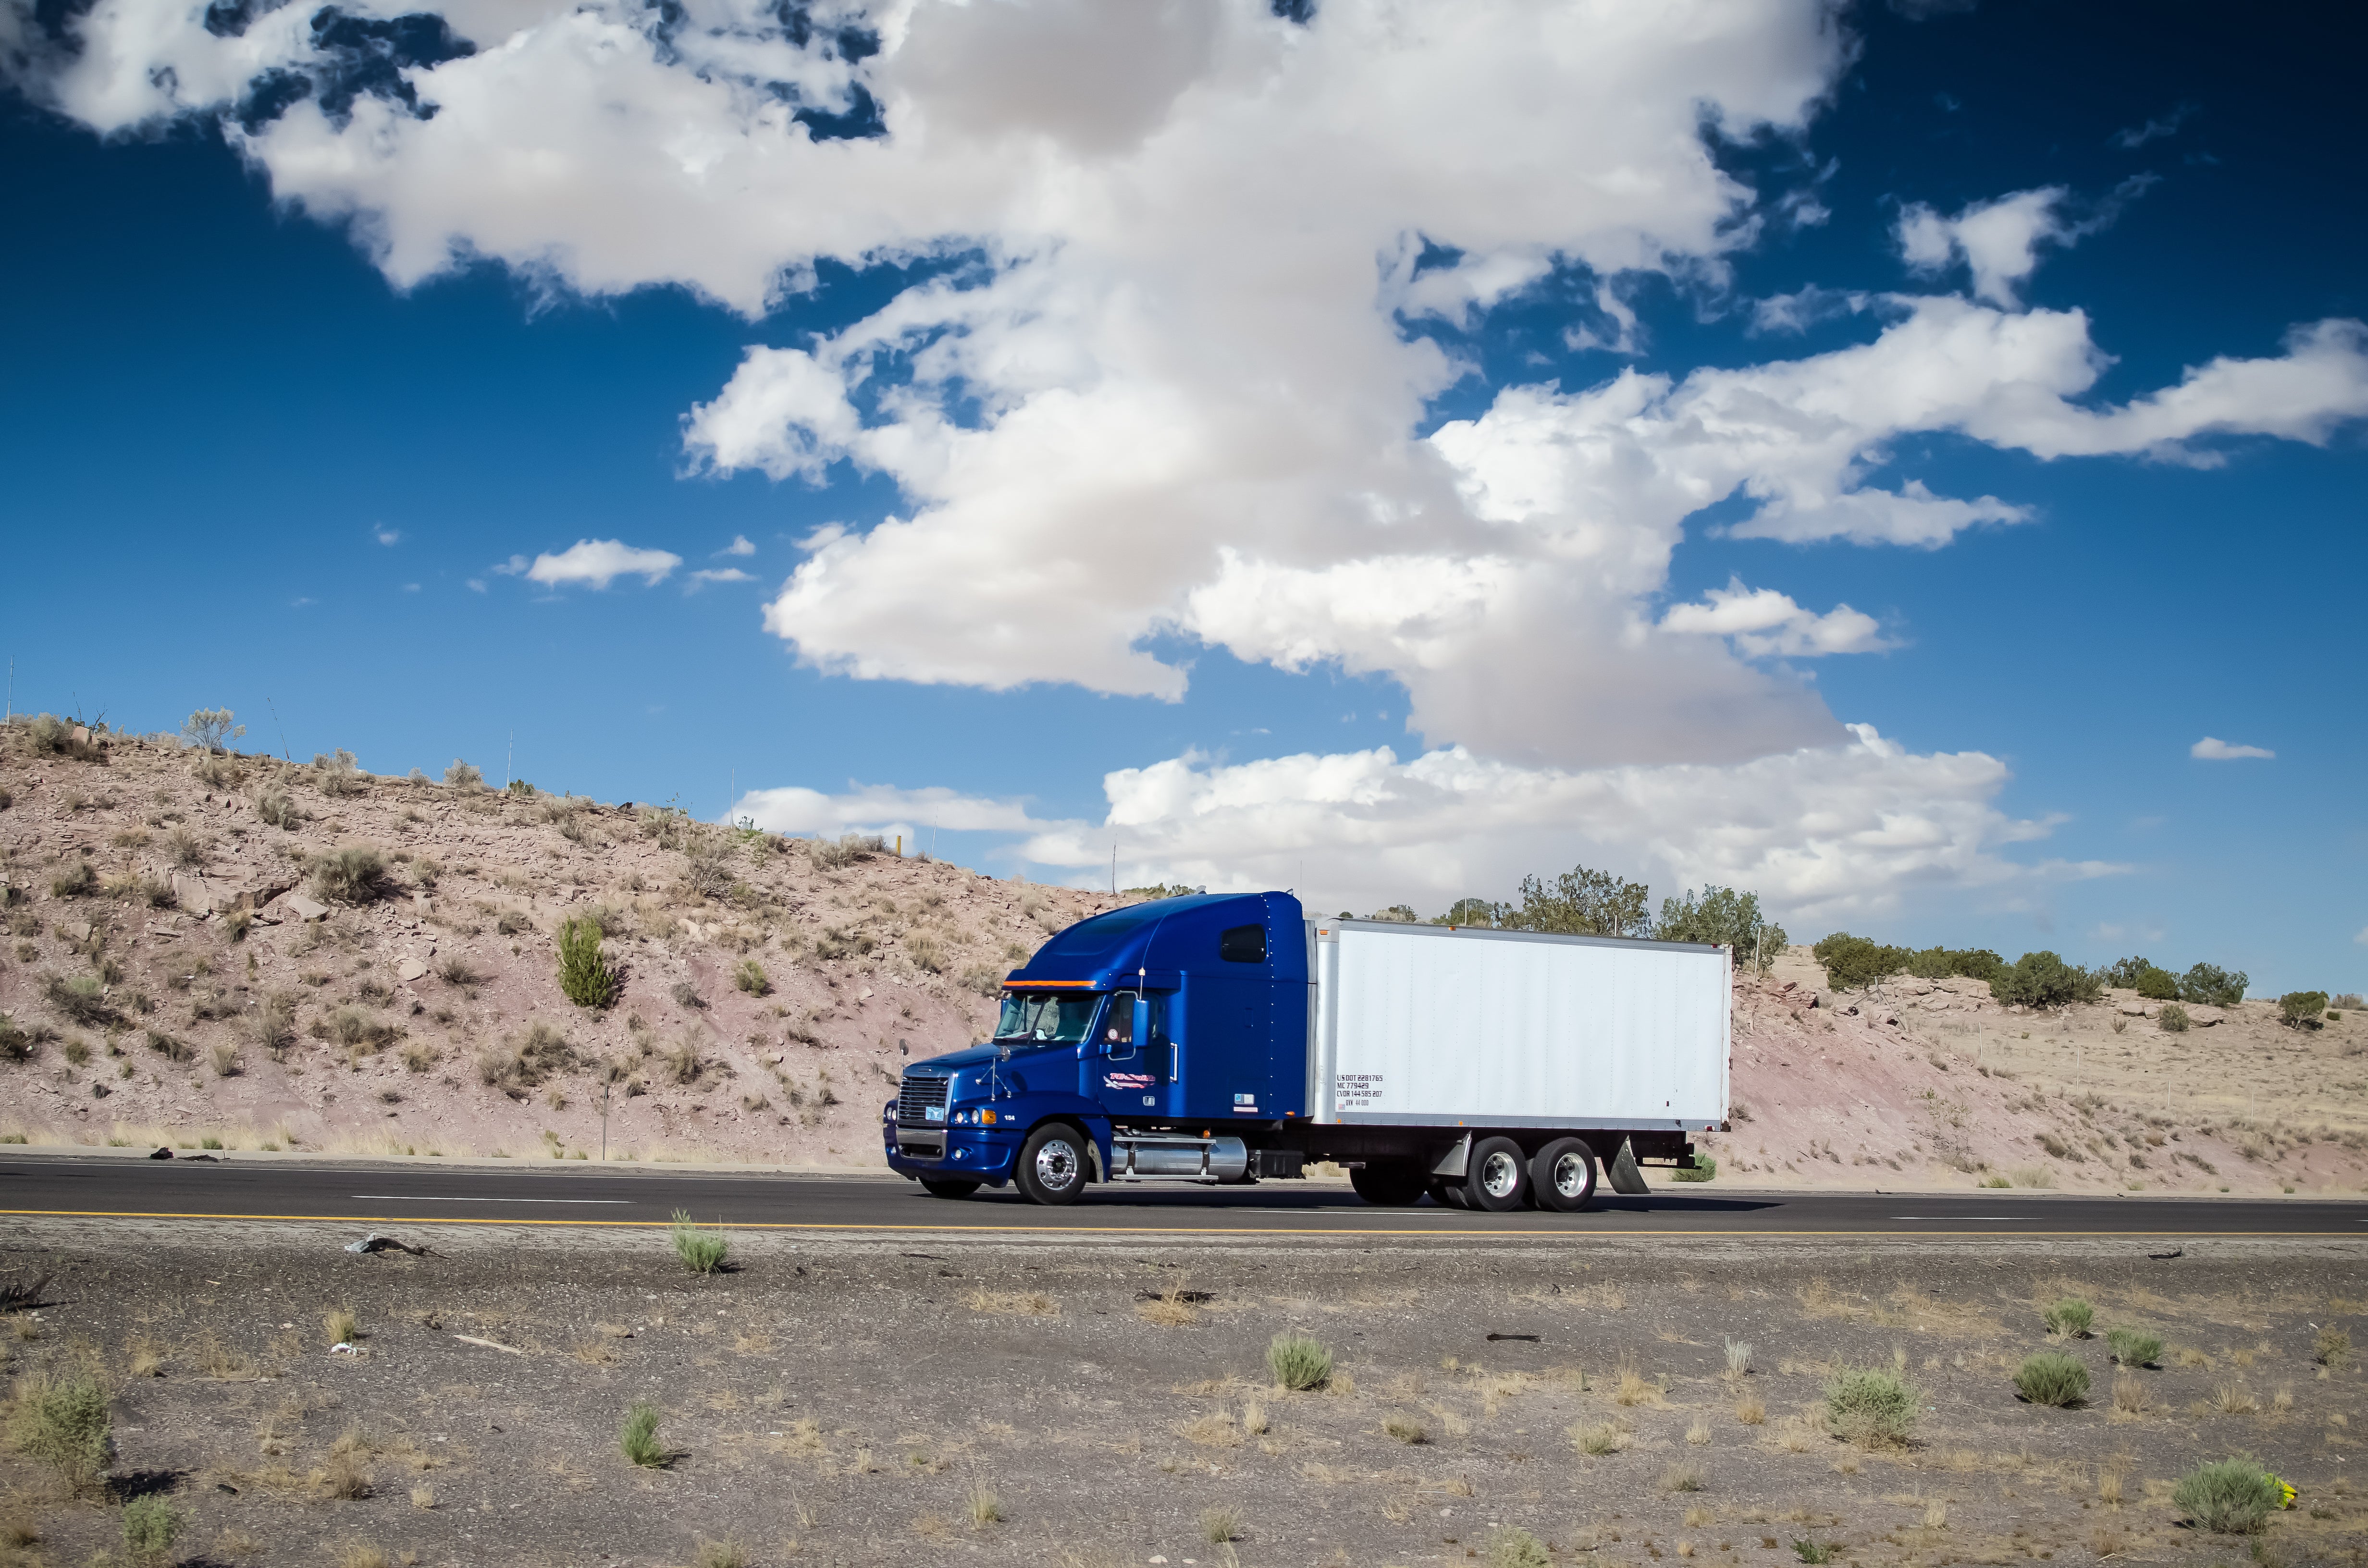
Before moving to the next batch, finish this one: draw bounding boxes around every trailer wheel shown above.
[1015,1124,1089,1206]
[1464,1135,1529,1212]
[1348,1162,1428,1206]
[1529,1137,1597,1212]
[919,1178,981,1200]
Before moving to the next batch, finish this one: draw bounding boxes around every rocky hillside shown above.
[1707,945,2368,1196]
[3,716,2364,1196]
[0,721,1118,1163]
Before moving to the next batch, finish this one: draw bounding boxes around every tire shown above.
[1463,1135,1529,1212]
[1014,1124,1090,1206]
[1529,1137,1597,1212]
[1348,1161,1429,1206]
[919,1178,981,1200]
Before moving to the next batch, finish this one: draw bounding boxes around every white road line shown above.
[1889,1216,2022,1221]
[350,1195,632,1204]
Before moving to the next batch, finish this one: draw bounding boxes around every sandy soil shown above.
[0,1220,2362,1568]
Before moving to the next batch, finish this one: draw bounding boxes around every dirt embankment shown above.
[0,727,1117,1163]
[1708,947,2368,1197]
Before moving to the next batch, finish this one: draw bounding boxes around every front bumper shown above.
[884,1119,1021,1182]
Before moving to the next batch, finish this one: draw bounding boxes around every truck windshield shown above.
[994,991,1102,1046]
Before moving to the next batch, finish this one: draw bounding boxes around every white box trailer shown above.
[1308,919,1731,1131]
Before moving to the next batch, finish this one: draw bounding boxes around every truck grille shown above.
[896,1075,950,1126]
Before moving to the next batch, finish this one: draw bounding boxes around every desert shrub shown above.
[732,959,770,997]
[812,832,887,870]
[2277,991,2328,1029]
[506,778,535,798]
[1990,950,2104,1008]
[1267,1331,1333,1391]
[2108,1328,2163,1367]
[2041,1297,2094,1337]
[905,933,945,974]
[483,1021,574,1093]
[210,1041,241,1077]
[44,973,116,1025]
[1669,1152,1717,1182]
[180,708,242,752]
[312,748,364,796]
[619,1401,667,1467]
[2180,964,2248,1007]
[253,785,303,828]
[249,995,296,1058]
[2133,965,2181,1000]
[661,1035,704,1084]
[0,1014,39,1063]
[1903,946,2006,983]
[681,837,735,899]
[671,980,706,1011]
[2014,1351,2090,1407]
[2171,1457,2281,1533]
[557,916,620,1010]
[25,714,72,754]
[1812,932,1908,990]
[444,760,483,789]
[436,956,481,987]
[309,845,385,905]
[670,1210,729,1274]
[325,1009,396,1053]
[2332,992,2365,1010]
[2158,1003,2190,1033]
[3,1368,114,1493]
[1823,1367,1914,1447]
[2316,1326,2351,1368]
[1485,1528,1551,1568]
[50,862,98,899]
[120,1494,182,1564]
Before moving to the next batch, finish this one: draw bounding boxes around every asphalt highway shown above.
[3,1154,2363,1238]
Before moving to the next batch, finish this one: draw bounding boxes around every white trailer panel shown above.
[1308,919,1728,1131]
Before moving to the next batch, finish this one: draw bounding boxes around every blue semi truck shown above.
[883,890,1732,1210]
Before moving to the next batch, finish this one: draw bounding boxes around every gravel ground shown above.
[0,1220,2363,1568]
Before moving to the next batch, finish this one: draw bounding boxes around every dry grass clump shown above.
[1135,1280,1201,1327]
[1824,1368,1915,1447]
[1610,1358,1662,1407]
[1382,1413,1427,1445]
[1267,1330,1334,1391]
[322,1306,358,1347]
[967,1289,1058,1317]
[1733,1390,1766,1425]
[2110,1372,2150,1419]
[2,1367,114,1494]
[1658,1461,1706,1493]
[2014,1351,2090,1408]
[1198,1506,1240,1544]
[2212,1384,2259,1415]
[692,1538,749,1568]
[1570,1420,1631,1456]
[965,1484,1005,1529]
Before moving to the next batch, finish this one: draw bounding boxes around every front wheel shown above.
[1463,1135,1529,1212]
[919,1178,981,1200]
[1349,1161,1429,1206]
[1014,1124,1089,1206]
[1529,1136,1597,1212]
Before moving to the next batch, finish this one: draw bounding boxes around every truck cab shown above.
[883,891,1308,1202]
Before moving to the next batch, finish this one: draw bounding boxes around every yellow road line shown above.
[0,1208,2349,1237]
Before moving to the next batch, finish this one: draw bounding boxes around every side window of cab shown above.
[1102,991,1138,1058]
[1219,923,1267,963]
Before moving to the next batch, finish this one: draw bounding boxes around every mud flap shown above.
[1608,1137,1651,1196]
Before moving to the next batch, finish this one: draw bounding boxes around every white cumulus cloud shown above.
[1660,580,1890,658]
[1020,726,2121,923]
[2191,736,2274,760]
[717,535,756,557]
[1896,187,2070,307]
[524,539,682,588]
[687,567,755,588]
[730,782,1047,843]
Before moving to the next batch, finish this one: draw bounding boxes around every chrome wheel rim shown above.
[1479,1150,1521,1199]
[1035,1139,1080,1191]
[1553,1152,1589,1198]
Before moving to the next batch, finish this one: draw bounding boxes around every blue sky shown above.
[2,0,2362,994]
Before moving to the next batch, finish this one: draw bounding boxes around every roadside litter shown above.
[344,1233,431,1256]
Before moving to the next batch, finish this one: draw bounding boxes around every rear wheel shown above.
[1464,1135,1529,1212]
[1348,1161,1429,1206]
[919,1178,981,1200]
[1014,1124,1089,1206]
[1529,1137,1597,1212]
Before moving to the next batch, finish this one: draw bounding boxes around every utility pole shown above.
[505,732,513,790]
[602,1078,612,1162]
[266,697,291,761]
